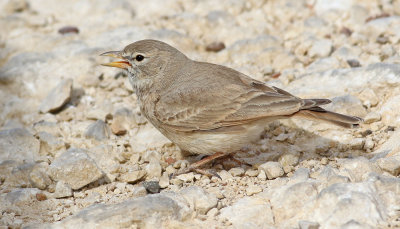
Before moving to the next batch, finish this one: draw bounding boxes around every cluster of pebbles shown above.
[1,0,400,228]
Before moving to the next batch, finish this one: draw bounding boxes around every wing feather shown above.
[153,62,303,131]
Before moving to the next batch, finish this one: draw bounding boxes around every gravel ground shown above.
[1,0,400,228]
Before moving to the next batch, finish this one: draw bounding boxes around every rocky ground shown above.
[1,0,400,228]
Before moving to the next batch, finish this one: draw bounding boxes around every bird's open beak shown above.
[100,51,131,69]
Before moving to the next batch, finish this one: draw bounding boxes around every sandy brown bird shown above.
[101,39,362,175]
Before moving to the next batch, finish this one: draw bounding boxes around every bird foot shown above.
[169,152,226,179]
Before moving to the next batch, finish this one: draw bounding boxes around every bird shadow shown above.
[183,119,368,172]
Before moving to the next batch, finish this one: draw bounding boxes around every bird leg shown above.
[213,154,252,167]
[172,152,225,178]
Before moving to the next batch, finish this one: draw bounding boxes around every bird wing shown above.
[153,62,304,132]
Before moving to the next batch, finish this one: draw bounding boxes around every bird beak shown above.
[100,51,131,69]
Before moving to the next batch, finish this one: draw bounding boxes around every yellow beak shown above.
[100,51,131,69]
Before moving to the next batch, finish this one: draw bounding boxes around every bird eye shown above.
[135,55,144,61]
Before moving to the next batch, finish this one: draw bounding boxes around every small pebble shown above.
[58,26,79,34]
[246,185,262,196]
[245,169,259,177]
[340,27,352,36]
[257,169,267,181]
[205,42,225,52]
[36,193,47,201]
[347,59,361,68]
[228,167,245,177]
[259,162,285,180]
[177,172,195,182]
[142,181,161,194]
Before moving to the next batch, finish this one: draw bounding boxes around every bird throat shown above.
[128,74,154,99]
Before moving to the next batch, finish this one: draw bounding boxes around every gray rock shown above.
[312,183,385,228]
[37,131,65,157]
[39,78,73,113]
[368,174,400,219]
[3,162,35,188]
[377,157,400,176]
[87,145,119,181]
[270,182,319,225]
[50,194,192,228]
[258,161,285,179]
[0,52,52,84]
[0,128,40,163]
[372,130,400,157]
[180,186,218,214]
[53,181,73,198]
[145,160,162,179]
[228,167,245,177]
[380,95,400,126]
[142,181,161,194]
[285,63,400,99]
[33,121,61,137]
[290,168,310,183]
[29,162,52,190]
[49,148,103,190]
[119,170,146,184]
[3,188,41,206]
[324,94,367,118]
[220,196,274,228]
[308,39,333,58]
[339,157,381,182]
[84,120,110,141]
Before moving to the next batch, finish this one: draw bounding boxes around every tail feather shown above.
[295,98,363,128]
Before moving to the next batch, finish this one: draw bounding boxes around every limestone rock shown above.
[220,196,274,228]
[259,162,285,179]
[377,157,400,176]
[50,194,192,228]
[180,186,218,214]
[0,128,40,163]
[84,120,110,141]
[119,170,146,184]
[49,148,103,190]
[53,181,73,198]
[39,78,73,113]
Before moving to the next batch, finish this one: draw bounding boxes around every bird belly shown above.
[163,119,270,156]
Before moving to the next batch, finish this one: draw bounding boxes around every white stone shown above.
[364,112,381,124]
[220,196,274,228]
[377,157,400,176]
[51,194,192,228]
[308,39,333,58]
[380,95,400,126]
[49,148,103,190]
[0,128,40,163]
[259,162,285,179]
[228,167,245,177]
[119,170,146,184]
[177,172,195,183]
[53,181,73,198]
[180,186,218,214]
[39,78,73,113]
[246,185,262,196]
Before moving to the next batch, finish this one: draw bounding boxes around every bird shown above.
[101,39,363,176]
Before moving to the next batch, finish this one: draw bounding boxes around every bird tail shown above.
[294,99,363,128]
